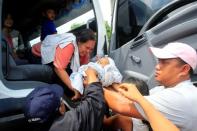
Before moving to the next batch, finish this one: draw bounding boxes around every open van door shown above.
[0,0,107,130]
[109,0,197,88]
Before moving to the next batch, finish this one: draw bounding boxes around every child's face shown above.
[4,14,13,28]
[97,57,109,67]
[46,9,56,20]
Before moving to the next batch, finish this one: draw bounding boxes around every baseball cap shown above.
[23,84,64,123]
[150,42,197,70]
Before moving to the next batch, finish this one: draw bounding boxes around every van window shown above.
[115,0,173,49]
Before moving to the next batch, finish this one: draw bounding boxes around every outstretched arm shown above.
[54,67,73,90]
[118,83,180,131]
[54,68,80,100]
[53,44,80,100]
[103,88,144,119]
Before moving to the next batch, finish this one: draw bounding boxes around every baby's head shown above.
[96,56,116,68]
[96,57,110,67]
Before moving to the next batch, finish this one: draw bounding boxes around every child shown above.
[23,68,106,131]
[30,7,57,64]
[40,7,57,41]
[70,56,123,97]
[2,13,28,65]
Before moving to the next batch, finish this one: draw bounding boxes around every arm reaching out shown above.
[54,67,81,100]
[84,67,99,85]
[118,83,180,131]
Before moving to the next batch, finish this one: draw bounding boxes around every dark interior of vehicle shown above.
[0,1,96,130]
[2,0,95,44]
[1,0,97,83]
[3,0,59,43]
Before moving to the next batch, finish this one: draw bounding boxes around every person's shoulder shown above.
[46,20,55,25]
[149,86,165,94]
[65,43,74,50]
[42,19,54,25]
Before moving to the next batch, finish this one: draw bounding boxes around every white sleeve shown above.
[135,89,190,127]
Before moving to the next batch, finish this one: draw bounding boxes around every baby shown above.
[70,56,123,95]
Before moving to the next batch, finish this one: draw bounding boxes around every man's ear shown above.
[179,64,191,77]
[182,64,191,75]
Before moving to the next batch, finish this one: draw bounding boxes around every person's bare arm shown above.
[104,88,144,119]
[54,67,73,90]
[118,83,180,131]
[54,67,80,100]
[85,67,99,84]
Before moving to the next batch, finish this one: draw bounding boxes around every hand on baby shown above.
[84,67,99,85]
[117,83,143,102]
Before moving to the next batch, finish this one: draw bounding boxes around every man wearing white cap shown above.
[104,42,197,131]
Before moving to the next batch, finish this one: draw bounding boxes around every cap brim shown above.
[149,47,177,59]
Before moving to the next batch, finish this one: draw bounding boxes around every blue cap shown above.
[24,84,64,123]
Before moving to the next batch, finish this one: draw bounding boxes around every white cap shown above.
[150,42,197,70]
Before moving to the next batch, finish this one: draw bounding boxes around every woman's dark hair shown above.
[73,28,96,43]
[123,77,149,96]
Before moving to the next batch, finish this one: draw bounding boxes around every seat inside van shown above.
[1,36,54,84]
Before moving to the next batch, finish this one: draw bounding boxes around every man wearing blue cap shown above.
[24,68,106,131]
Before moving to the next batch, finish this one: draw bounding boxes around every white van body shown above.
[1,0,197,130]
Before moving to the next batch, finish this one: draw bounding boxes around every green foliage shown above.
[105,21,112,42]
[70,23,84,30]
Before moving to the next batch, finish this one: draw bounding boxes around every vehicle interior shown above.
[1,0,97,82]
[0,0,100,130]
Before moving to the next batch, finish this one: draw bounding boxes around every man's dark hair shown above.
[177,58,193,75]
[123,77,149,96]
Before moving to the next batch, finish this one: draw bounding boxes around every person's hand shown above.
[84,67,99,85]
[85,67,97,76]
[71,89,82,101]
[117,83,143,102]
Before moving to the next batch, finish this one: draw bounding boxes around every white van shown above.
[1,0,197,130]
